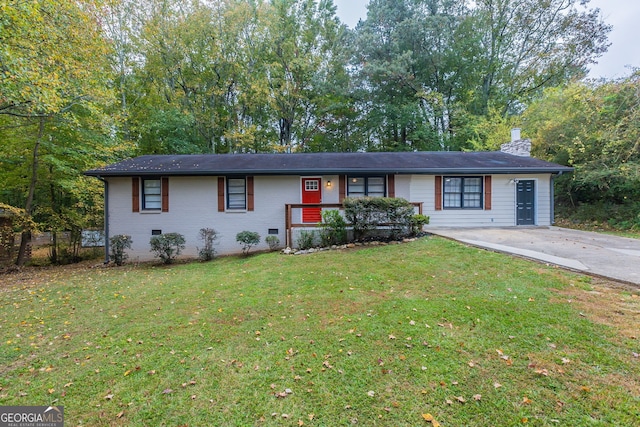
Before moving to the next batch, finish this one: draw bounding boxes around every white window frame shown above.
[443,176,483,209]
[142,178,162,210]
[227,177,247,210]
[347,176,386,198]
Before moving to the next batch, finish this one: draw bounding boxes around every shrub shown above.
[296,230,317,250]
[109,234,132,266]
[410,214,430,236]
[343,198,377,240]
[236,231,260,255]
[319,210,347,246]
[198,228,219,261]
[149,233,186,264]
[265,235,280,251]
[343,197,415,240]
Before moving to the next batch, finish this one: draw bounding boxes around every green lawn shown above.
[1,237,639,426]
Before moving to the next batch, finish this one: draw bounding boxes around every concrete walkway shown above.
[429,226,640,286]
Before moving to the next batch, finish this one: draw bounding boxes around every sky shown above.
[333,0,639,80]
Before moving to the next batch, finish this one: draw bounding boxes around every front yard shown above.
[0,237,638,426]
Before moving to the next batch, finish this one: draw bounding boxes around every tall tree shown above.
[0,0,114,265]
[129,0,349,153]
[352,0,611,150]
[471,0,611,116]
[100,0,150,142]
[261,0,347,151]
[526,72,640,199]
[132,0,225,153]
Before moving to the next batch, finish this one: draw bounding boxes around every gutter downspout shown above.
[96,176,109,264]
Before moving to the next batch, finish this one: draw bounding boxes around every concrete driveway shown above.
[429,226,640,286]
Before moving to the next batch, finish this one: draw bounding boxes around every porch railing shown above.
[284,202,423,248]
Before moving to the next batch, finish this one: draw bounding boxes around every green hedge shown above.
[343,197,418,241]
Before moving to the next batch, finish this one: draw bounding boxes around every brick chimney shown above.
[501,128,531,157]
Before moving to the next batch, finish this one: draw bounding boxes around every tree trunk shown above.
[279,118,291,147]
[16,117,45,266]
[51,231,58,264]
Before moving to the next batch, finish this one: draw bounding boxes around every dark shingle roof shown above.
[84,152,573,177]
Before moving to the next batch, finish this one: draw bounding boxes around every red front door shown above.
[302,178,322,223]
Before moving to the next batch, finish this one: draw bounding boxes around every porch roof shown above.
[85,151,573,177]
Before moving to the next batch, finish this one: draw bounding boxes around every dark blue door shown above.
[516,180,535,225]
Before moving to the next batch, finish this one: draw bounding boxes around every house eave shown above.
[85,168,572,178]
[83,152,574,178]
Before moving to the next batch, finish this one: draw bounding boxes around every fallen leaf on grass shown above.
[275,391,289,399]
[162,389,173,394]
[116,411,124,419]
[473,394,482,401]
[422,413,441,426]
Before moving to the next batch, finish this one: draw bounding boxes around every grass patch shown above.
[1,237,639,426]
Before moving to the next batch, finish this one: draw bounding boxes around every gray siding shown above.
[108,176,300,261]
[411,174,552,227]
[106,173,555,260]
